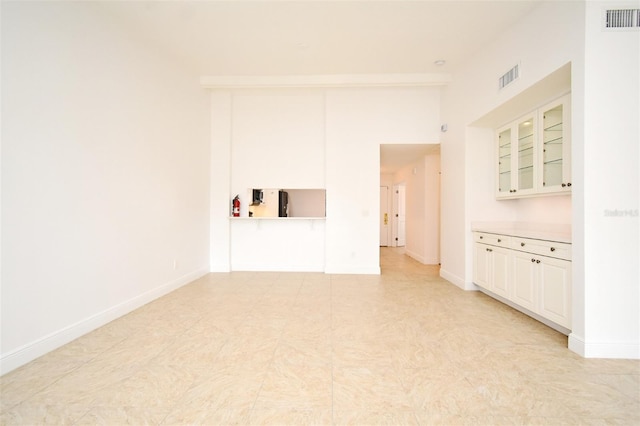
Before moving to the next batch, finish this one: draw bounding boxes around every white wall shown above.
[1,2,211,373]
[574,1,639,358]
[231,90,326,208]
[392,152,441,264]
[230,219,326,271]
[324,88,440,273]
[210,93,233,272]
[210,87,441,273]
[423,154,441,264]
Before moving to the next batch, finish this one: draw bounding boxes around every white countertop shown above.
[471,221,572,244]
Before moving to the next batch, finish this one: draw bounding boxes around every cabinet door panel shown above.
[497,127,513,196]
[539,95,571,194]
[516,116,536,193]
[473,243,490,289]
[511,252,537,312]
[492,247,510,298]
[539,257,572,328]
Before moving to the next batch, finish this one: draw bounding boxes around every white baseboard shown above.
[439,268,467,290]
[405,250,425,264]
[405,250,439,266]
[569,333,640,359]
[230,263,325,272]
[0,267,209,376]
[479,287,571,336]
[324,265,381,275]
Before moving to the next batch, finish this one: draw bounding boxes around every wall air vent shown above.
[605,8,640,29]
[499,64,519,90]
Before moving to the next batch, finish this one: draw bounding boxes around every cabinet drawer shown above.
[511,237,571,261]
[474,232,511,247]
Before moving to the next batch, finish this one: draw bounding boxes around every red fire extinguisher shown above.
[232,195,240,217]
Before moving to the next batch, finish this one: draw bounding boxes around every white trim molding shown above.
[200,73,452,89]
[439,268,468,290]
[569,333,640,359]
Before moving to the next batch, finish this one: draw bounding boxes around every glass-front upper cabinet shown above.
[496,115,537,198]
[538,95,571,193]
[496,94,571,199]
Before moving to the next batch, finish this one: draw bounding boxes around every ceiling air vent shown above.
[605,8,640,29]
[499,64,519,90]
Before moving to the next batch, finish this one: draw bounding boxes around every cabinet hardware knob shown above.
[521,242,525,247]
[536,260,541,264]
[531,259,535,262]
[562,183,566,187]
[498,239,501,243]
[480,236,483,239]
[550,247,556,252]
[567,183,572,187]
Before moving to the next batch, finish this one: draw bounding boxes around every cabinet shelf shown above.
[544,158,563,165]
[544,136,563,144]
[544,123,563,131]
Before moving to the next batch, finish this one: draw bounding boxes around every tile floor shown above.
[1,248,639,425]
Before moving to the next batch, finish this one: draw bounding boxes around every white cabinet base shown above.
[472,229,572,333]
[477,286,571,336]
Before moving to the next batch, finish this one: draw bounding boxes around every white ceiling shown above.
[100,0,541,76]
[380,144,440,174]
[97,0,542,172]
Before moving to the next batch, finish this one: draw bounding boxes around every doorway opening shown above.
[380,143,441,268]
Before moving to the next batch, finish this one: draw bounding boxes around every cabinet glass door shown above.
[498,127,512,194]
[542,103,564,188]
[517,117,535,191]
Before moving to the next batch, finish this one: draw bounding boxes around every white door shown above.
[380,186,389,246]
[396,185,406,246]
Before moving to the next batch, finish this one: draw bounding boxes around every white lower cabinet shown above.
[473,235,511,299]
[538,256,572,328]
[473,231,572,331]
